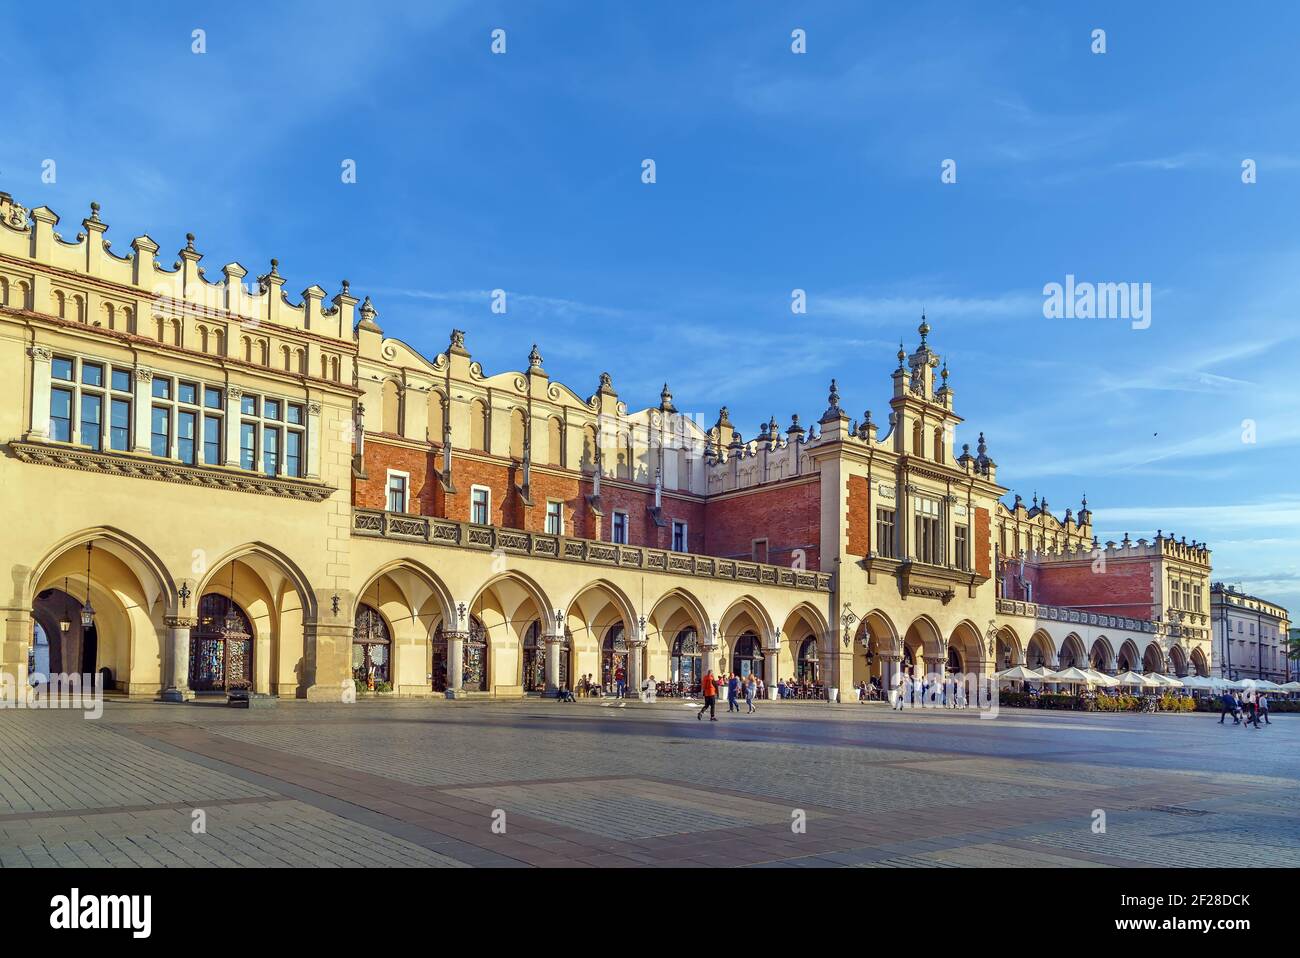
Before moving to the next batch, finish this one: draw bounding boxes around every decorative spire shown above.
[341,278,351,295]
[660,382,675,411]
[820,378,847,423]
[185,232,196,252]
[269,257,280,277]
[528,344,543,368]
[357,296,379,329]
[918,313,930,347]
[897,343,907,368]
[940,361,949,385]
[88,201,101,223]
[977,431,988,459]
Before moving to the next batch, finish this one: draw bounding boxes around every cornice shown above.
[9,440,337,503]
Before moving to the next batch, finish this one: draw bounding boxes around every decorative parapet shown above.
[352,508,832,592]
[995,597,1159,635]
[10,439,335,502]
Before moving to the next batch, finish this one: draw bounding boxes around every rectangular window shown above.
[52,357,74,382]
[672,520,688,553]
[177,410,197,465]
[241,395,257,416]
[286,403,303,426]
[545,501,563,535]
[263,426,280,476]
[111,368,132,393]
[752,539,769,564]
[240,422,256,470]
[203,416,222,465]
[81,362,103,388]
[178,381,197,405]
[387,471,409,513]
[612,511,628,545]
[50,387,73,442]
[78,392,101,451]
[264,399,281,421]
[471,486,491,525]
[204,387,223,410]
[109,398,131,452]
[913,497,941,564]
[1170,580,1181,609]
[152,377,171,400]
[151,406,170,458]
[955,525,969,570]
[286,430,301,477]
[876,508,896,559]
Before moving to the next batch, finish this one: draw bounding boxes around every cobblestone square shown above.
[1,698,1295,868]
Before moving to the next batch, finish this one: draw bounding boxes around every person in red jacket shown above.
[698,670,718,721]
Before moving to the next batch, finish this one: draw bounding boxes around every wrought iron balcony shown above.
[352,508,833,592]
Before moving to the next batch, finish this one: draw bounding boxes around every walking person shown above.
[615,664,626,699]
[1218,690,1238,724]
[727,673,741,713]
[1242,686,1260,729]
[894,672,911,710]
[745,674,757,714]
[1259,693,1271,726]
[697,670,718,721]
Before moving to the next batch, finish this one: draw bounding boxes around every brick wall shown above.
[1030,558,1155,617]
[354,437,441,516]
[846,475,870,557]
[974,506,991,578]
[703,477,822,571]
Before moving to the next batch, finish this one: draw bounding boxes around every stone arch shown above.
[547,415,564,466]
[1190,646,1209,678]
[947,619,985,674]
[1168,644,1189,677]
[994,624,1023,670]
[469,398,488,451]
[646,587,711,676]
[1058,632,1087,669]
[903,614,944,676]
[719,596,775,651]
[1026,629,1055,669]
[381,378,403,436]
[27,528,176,694]
[1089,636,1115,672]
[468,571,555,692]
[428,389,446,443]
[1116,638,1142,673]
[508,407,526,461]
[355,559,457,694]
[854,608,899,687]
[1142,642,1166,674]
[564,579,636,685]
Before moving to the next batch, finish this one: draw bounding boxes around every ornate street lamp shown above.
[80,543,95,630]
[840,603,858,649]
[59,577,71,634]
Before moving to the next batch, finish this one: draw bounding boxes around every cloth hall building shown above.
[0,195,1217,702]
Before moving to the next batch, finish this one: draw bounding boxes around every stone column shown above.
[161,616,196,702]
[701,641,720,684]
[544,632,563,695]
[2,605,32,690]
[26,346,53,441]
[304,620,355,701]
[628,638,646,699]
[444,631,467,698]
[131,367,153,455]
[763,648,779,699]
[223,385,244,468]
[879,652,900,704]
[306,401,323,479]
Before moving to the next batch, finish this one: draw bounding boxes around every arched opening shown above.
[1089,638,1114,672]
[190,593,254,693]
[1142,643,1165,675]
[1169,645,1188,677]
[509,408,526,461]
[669,627,701,691]
[796,636,820,682]
[1058,634,1086,670]
[1026,631,1053,670]
[946,645,964,674]
[1117,640,1141,673]
[994,627,1021,671]
[31,586,92,677]
[522,620,571,693]
[352,603,392,688]
[547,416,564,466]
[731,631,763,680]
[432,616,488,692]
[601,623,628,692]
[1191,647,1209,678]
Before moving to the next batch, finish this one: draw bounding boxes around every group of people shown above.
[890,672,970,710]
[775,677,825,699]
[1218,688,1272,728]
[695,670,762,720]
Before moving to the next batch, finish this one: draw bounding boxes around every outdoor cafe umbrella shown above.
[1114,670,1157,688]
[1052,666,1094,691]
[1029,665,1060,682]
[994,665,1043,682]
[1178,675,1218,690]
[1280,681,1300,693]
[1084,668,1120,687]
[1148,674,1185,688]
[1252,679,1285,692]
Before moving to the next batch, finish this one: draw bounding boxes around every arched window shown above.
[601,623,628,691]
[382,380,403,436]
[933,427,944,463]
[946,645,963,674]
[469,399,488,451]
[797,637,820,682]
[581,425,597,471]
[732,631,763,680]
[429,390,446,443]
[432,615,488,693]
[670,628,701,691]
[190,593,254,693]
[509,408,526,460]
[912,422,923,457]
[352,604,391,685]
[547,416,564,466]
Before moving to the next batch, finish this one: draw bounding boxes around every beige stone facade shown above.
[1,196,1223,703]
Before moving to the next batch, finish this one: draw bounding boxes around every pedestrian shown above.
[647,674,658,704]
[698,670,718,721]
[1243,687,1260,729]
[745,674,757,714]
[1218,690,1237,724]
[615,664,626,699]
[1259,693,1271,725]
[777,678,787,700]
[756,676,765,701]
[727,673,741,712]
[894,672,910,710]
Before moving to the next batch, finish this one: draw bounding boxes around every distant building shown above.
[1210,584,1291,682]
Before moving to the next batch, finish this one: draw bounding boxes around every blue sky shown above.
[5,1,1299,615]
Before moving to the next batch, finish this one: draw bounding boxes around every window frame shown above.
[386,469,411,514]
[545,500,564,536]
[470,485,492,526]
[611,510,629,545]
[671,520,689,553]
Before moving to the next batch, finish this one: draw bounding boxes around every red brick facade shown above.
[846,475,870,558]
[703,477,822,571]
[974,506,991,578]
[1016,558,1155,619]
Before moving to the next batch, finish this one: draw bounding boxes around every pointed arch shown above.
[194,542,316,620]
[28,526,174,616]
[719,596,775,650]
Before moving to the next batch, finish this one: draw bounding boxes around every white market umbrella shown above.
[1252,679,1285,692]
[1279,681,1300,692]
[1114,670,1157,688]
[1029,666,1060,682]
[1053,666,1095,685]
[1148,674,1185,688]
[995,665,1043,682]
[1178,675,1218,690]
[1085,669,1120,687]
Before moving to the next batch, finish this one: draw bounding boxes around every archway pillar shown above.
[2,604,32,689]
[763,646,779,699]
[627,637,646,698]
[878,652,901,703]
[444,631,468,697]
[161,615,196,702]
[304,620,354,702]
[543,632,564,695]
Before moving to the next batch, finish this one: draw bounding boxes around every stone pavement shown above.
[0,697,1295,867]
